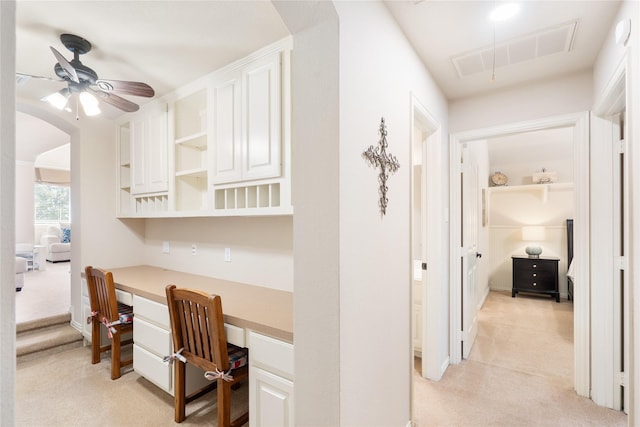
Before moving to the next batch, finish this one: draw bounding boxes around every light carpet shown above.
[17,346,249,426]
[16,261,71,325]
[413,291,627,426]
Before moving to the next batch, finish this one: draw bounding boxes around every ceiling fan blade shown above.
[95,79,155,98]
[50,46,79,83]
[16,72,63,82]
[90,88,139,112]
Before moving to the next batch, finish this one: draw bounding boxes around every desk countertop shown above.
[109,265,293,343]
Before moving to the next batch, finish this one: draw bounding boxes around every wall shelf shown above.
[488,182,574,203]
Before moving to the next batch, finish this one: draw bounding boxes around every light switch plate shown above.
[162,241,170,254]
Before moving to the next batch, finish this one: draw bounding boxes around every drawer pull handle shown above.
[533,273,537,277]
[533,282,537,286]
[532,264,537,268]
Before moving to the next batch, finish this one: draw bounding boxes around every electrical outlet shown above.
[224,247,231,262]
[191,244,197,255]
[162,241,170,254]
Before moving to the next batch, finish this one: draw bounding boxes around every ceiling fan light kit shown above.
[23,33,155,117]
[42,89,70,111]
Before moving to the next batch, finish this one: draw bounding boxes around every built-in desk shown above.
[80,265,294,426]
[109,265,293,342]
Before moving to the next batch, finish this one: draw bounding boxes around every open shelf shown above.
[175,131,207,148]
[488,182,573,203]
[175,175,209,211]
[215,183,281,211]
[134,194,169,215]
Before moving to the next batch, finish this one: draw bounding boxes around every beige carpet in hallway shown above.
[413,291,627,426]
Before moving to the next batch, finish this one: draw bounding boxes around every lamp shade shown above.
[522,225,545,258]
[522,226,546,241]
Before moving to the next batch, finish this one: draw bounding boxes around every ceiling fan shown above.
[18,33,155,117]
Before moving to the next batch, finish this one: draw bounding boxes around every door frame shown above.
[449,112,590,397]
[592,54,630,411]
[409,94,445,381]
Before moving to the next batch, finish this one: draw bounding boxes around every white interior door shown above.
[461,145,480,358]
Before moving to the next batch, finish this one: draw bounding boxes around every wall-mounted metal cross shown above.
[362,117,400,216]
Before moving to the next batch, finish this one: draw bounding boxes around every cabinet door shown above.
[146,104,169,193]
[130,116,147,195]
[211,71,242,184]
[242,52,282,181]
[130,104,168,195]
[250,366,294,427]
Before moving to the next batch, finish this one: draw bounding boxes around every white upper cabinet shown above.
[117,37,291,218]
[211,50,281,184]
[130,102,169,195]
[211,70,242,184]
[242,52,282,181]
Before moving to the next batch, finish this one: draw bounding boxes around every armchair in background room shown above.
[40,224,71,262]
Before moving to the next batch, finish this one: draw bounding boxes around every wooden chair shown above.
[85,266,134,380]
[165,284,249,426]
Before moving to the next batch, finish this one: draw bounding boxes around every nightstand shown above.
[512,256,559,302]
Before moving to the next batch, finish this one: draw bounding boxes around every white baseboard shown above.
[439,356,450,379]
[70,319,82,333]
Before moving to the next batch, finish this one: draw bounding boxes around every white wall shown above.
[0,3,16,424]
[334,1,449,425]
[142,216,293,291]
[15,161,33,244]
[273,1,341,424]
[449,70,593,133]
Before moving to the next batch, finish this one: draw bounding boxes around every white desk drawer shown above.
[115,289,133,306]
[133,295,170,328]
[225,323,245,348]
[134,344,172,393]
[134,317,171,356]
[248,331,294,380]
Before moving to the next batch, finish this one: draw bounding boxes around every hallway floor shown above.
[413,291,627,426]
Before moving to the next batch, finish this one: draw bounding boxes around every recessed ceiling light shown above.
[489,3,521,22]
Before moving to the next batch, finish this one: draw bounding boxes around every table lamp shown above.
[522,225,545,258]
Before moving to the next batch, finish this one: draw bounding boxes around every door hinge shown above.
[422,262,427,271]
[616,256,627,270]
[618,139,626,154]
[458,331,467,341]
[618,371,627,387]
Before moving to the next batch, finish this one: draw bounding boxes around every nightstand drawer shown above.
[514,276,556,292]
[514,269,555,283]
[513,259,556,274]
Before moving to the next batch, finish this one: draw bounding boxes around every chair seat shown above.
[227,344,248,370]
[117,302,134,324]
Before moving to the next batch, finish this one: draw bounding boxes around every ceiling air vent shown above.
[452,21,578,78]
